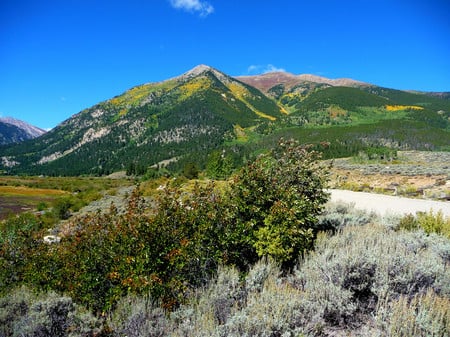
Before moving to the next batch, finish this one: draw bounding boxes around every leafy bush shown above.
[397,213,419,231]
[398,210,450,239]
[229,138,330,266]
[417,210,450,238]
[104,225,450,336]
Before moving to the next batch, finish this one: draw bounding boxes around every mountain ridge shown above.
[1,65,449,176]
[0,65,283,175]
[0,117,46,145]
[236,71,370,94]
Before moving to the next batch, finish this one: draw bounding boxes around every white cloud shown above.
[263,64,286,73]
[247,65,260,73]
[169,0,214,17]
[246,64,286,75]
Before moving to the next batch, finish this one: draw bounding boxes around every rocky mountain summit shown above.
[0,117,46,145]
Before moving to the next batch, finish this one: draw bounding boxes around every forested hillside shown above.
[0,65,448,176]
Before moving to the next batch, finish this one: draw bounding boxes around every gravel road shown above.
[329,189,450,217]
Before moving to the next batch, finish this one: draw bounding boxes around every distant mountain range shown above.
[0,117,46,145]
[1,65,449,175]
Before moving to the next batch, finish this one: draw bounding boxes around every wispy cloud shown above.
[169,0,214,17]
[246,64,286,75]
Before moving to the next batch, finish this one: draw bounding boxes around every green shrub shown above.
[397,213,419,231]
[417,210,450,238]
[228,138,330,266]
[0,213,47,292]
[397,210,450,239]
[52,197,73,220]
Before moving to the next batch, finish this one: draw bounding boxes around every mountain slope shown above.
[0,117,46,145]
[237,71,368,95]
[1,65,449,176]
[0,65,283,175]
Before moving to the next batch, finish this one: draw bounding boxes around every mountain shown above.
[237,71,368,96]
[0,117,46,145]
[0,65,283,175]
[0,65,449,176]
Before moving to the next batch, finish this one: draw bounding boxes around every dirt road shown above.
[329,189,450,217]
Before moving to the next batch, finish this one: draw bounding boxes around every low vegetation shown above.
[0,175,132,221]
[1,139,449,336]
[330,150,450,200]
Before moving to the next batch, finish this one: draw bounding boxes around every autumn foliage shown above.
[0,139,330,312]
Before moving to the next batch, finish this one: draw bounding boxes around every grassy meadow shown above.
[0,175,133,220]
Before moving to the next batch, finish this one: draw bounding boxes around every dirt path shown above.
[329,189,450,217]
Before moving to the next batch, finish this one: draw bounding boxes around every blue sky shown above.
[1,0,449,130]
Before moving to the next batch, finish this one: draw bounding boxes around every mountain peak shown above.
[0,116,46,145]
[177,64,232,84]
[179,64,216,80]
[186,64,213,76]
[0,117,46,137]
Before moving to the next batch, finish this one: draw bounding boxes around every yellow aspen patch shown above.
[386,105,424,111]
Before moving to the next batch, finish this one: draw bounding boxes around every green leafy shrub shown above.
[417,210,450,238]
[228,138,330,266]
[103,226,450,336]
[397,210,450,239]
[397,213,419,231]
[0,213,47,292]
[52,197,74,220]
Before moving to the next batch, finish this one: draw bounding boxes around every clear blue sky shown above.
[1,0,449,130]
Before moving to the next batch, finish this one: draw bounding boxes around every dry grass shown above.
[0,186,67,197]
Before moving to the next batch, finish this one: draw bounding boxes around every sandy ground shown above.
[329,189,450,217]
